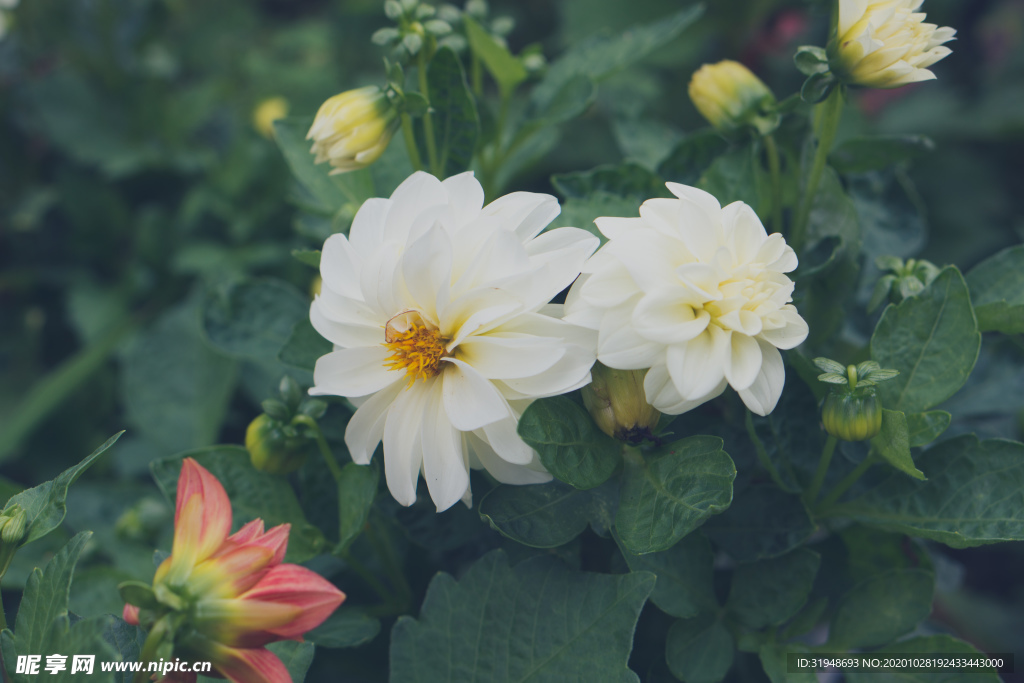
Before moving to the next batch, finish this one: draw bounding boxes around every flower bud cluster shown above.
[245,376,327,475]
[868,256,941,312]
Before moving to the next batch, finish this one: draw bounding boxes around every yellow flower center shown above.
[382,312,450,385]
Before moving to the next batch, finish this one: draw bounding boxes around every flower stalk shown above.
[791,85,844,252]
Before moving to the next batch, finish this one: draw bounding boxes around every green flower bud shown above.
[822,387,882,442]
[582,363,661,444]
[245,414,308,475]
[0,505,27,545]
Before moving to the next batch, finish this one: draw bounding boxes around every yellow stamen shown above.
[383,316,449,386]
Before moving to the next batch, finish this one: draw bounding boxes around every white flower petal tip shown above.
[309,171,599,511]
[568,181,808,417]
[832,0,955,89]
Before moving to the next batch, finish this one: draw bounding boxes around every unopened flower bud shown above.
[252,97,288,139]
[307,86,399,175]
[245,414,308,475]
[688,60,778,135]
[822,388,882,441]
[0,505,27,545]
[582,363,661,444]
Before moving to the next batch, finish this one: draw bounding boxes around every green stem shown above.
[805,434,838,504]
[818,452,876,512]
[400,113,423,172]
[764,134,783,234]
[790,86,844,252]
[293,416,343,483]
[0,316,138,462]
[417,53,441,177]
[744,411,788,491]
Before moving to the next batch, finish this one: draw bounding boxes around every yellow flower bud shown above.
[688,60,777,134]
[582,363,661,444]
[252,97,289,139]
[829,0,955,89]
[307,86,399,175]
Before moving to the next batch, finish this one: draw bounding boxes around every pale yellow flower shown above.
[307,86,398,175]
[688,61,776,134]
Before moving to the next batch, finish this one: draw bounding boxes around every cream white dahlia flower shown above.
[310,172,599,511]
[565,183,808,417]
[830,0,955,88]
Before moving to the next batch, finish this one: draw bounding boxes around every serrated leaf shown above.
[13,532,92,654]
[151,446,325,562]
[464,15,527,96]
[425,47,479,177]
[829,135,935,174]
[726,548,820,630]
[5,434,120,546]
[336,462,378,553]
[616,532,716,619]
[828,568,934,649]
[616,436,735,555]
[813,357,846,375]
[829,435,1024,547]
[479,480,593,548]
[871,410,925,480]
[844,635,1001,683]
[702,484,814,563]
[665,613,734,683]
[871,267,981,414]
[965,244,1024,334]
[517,396,621,490]
[306,608,381,649]
[101,617,147,683]
[202,279,309,364]
[389,550,655,683]
[905,411,951,447]
[530,7,703,115]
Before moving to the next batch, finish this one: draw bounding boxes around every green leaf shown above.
[793,45,829,76]
[905,411,951,447]
[616,437,735,555]
[547,192,645,239]
[844,635,1001,683]
[658,130,730,186]
[813,358,846,375]
[871,267,981,414]
[697,144,766,215]
[841,525,932,585]
[336,462,378,553]
[389,550,655,683]
[291,249,321,269]
[828,568,934,649]
[805,167,862,264]
[101,617,147,683]
[871,410,925,480]
[616,532,716,619]
[121,301,238,456]
[278,319,333,372]
[426,47,480,177]
[13,532,92,654]
[274,116,368,213]
[758,644,817,683]
[464,15,527,96]
[517,396,622,490]
[965,244,1024,334]
[665,613,735,683]
[829,435,1024,547]
[530,6,703,115]
[479,480,592,548]
[307,608,381,649]
[202,279,309,364]
[552,163,669,201]
[800,72,836,104]
[151,446,326,562]
[702,484,814,563]
[267,641,315,683]
[5,433,120,546]
[829,135,935,174]
[726,548,820,630]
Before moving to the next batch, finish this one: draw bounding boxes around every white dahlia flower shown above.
[831,0,955,88]
[565,183,808,417]
[310,172,599,511]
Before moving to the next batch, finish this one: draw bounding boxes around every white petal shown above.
[482,191,560,242]
[402,224,453,320]
[420,381,470,512]
[759,306,809,350]
[722,201,768,265]
[666,326,728,401]
[310,297,382,349]
[320,234,361,299]
[311,347,400,398]
[481,414,534,465]
[441,358,509,431]
[441,171,484,227]
[455,335,565,380]
[738,341,786,416]
[598,307,665,370]
[467,432,552,485]
[348,198,391,256]
[524,227,600,294]
[594,216,646,241]
[382,383,432,506]
[725,332,762,391]
[632,288,711,344]
[498,344,594,398]
[383,172,445,244]
[344,381,404,464]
